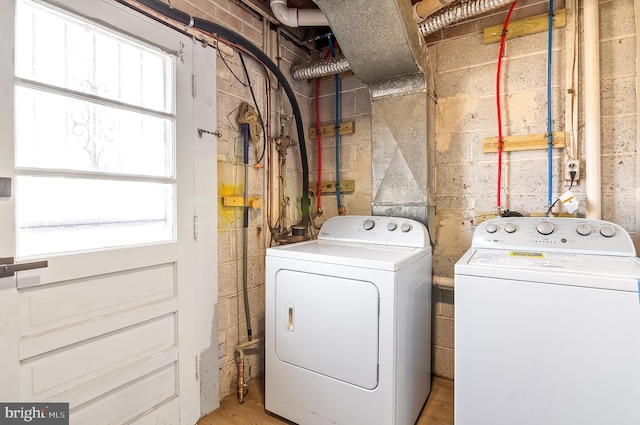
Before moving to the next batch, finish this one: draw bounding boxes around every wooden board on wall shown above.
[484,9,566,44]
[483,132,566,153]
[308,121,355,138]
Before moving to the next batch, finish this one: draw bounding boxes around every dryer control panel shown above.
[472,217,636,256]
[318,215,430,248]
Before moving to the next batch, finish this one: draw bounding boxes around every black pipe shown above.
[134,0,311,222]
[240,123,252,341]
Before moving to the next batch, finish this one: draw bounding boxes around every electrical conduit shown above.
[584,2,602,219]
[495,2,516,216]
[547,0,554,210]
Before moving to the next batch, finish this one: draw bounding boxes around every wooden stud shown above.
[222,196,263,209]
[319,180,355,194]
[484,9,566,45]
[308,121,355,139]
[483,132,566,153]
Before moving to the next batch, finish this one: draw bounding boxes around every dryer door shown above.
[274,269,379,389]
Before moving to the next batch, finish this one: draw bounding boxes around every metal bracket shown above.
[0,257,48,278]
[198,128,222,138]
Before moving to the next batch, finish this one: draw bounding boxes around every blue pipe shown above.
[547,0,554,208]
[328,37,342,213]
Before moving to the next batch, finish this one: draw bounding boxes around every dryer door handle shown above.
[287,305,295,331]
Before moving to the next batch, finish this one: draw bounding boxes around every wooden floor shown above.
[198,376,454,425]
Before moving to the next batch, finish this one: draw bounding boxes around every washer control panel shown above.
[318,215,430,248]
[472,217,636,256]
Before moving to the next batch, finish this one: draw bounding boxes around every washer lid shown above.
[266,240,431,271]
[456,248,640,292]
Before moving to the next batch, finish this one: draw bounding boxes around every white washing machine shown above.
[455,217,640,425]
[265,215,432,425]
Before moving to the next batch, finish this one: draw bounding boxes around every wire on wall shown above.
[239,52,267,165]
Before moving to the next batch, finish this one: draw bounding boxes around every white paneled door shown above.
[0,0,217,423]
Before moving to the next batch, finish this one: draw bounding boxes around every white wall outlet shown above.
[564,159,580,184]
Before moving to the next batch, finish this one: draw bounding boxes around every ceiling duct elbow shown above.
[270,0,329,27]
[312,0,425,86]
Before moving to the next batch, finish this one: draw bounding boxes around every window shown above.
[15,0,176,257]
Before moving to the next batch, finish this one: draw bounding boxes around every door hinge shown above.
[193,215,199,241]
[192,74,197,98]
[195,355,200,381]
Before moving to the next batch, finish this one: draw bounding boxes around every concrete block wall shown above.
[426,0,638,379]
[309,72,373,219]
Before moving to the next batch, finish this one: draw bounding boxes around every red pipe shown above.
[496,1,516,213]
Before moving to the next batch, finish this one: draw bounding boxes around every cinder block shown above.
[433,195,474,211]
[601,76,637,116]
[218,262,238,298]
[600,37,636,79]
[435,33,494,73]
[433,316,455,349]
[437,68,471,99]
[438,288,455,319]
[218,361,235,400]
[434,212,474,256]
[354,87,372,116]
[434,92,481,138]
[601,115,636,154]
[341,74,368,93]
[432,255,460,278]
[601,153,636,193]
[214,6,243,34]
[600,0,636,39]
[435,131,472,165]
[217,231,236,264]
[432,346,454,380]
[218,297,230,331]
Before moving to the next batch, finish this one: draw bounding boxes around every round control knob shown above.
[400,223,412,233]
[536,221,555,235]
[504,223,517,233]
[600,225,616,238]
[576,224,591,236]
[363,219,375,230]
[387,222,397,231]
[485,223,498,234]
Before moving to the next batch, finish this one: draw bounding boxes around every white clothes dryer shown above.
[265,215,432,425]
[455,217,640,425]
